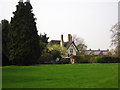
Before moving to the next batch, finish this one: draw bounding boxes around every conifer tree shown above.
[39,33,49,54]
[9,0,40,65]
[1,19,10,65]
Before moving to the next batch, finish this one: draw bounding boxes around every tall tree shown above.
[110,23,120,57]
[1,19,10,65]
[9,0,40,65]
[0,22,2,66]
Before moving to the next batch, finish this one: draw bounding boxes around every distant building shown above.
[83,49,112,56]
[48,34,79,56]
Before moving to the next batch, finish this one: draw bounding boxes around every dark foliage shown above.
[1,19,10,65]
[91,56,103,63]
[97,57,120,63]
[71,55,91,63]
[2,53,9,66]
[57,57,70,64]
[50,50,61,60]
[39,33,49,44]
[39,33,49,54]
[9,1,40,65]
[91,56,120,63]
[38,53,53,64]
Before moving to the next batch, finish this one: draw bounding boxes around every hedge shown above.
[71,55,91,63]
[92,56,120,63]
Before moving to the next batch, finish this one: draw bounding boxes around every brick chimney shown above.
[60,34,64,47]
[68,34,72,42]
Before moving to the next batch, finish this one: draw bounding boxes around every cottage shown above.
[48,34,79,56]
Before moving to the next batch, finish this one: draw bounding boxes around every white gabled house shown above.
[65,41,79,56]
[48,34,79,56]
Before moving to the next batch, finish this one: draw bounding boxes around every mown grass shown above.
[2,63,118,88]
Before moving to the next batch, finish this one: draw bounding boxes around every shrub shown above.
[99,57,120,63]
[71,55,91,63]
[91,56,103,63]
[38,53,53,64]
[91,56,120,63]
[50,50,61,60]
[48,44,67,57]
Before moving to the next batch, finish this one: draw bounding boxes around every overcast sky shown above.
[0,0,119,50]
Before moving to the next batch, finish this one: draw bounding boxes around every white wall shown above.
[67,43,78,55]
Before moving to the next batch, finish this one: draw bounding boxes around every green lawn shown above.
[2,63,118,88]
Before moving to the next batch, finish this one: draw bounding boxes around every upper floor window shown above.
[70,49,73,54]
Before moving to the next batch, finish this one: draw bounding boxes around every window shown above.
[70,49,73,54]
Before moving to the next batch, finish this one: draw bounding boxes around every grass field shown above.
[2,63,118,88]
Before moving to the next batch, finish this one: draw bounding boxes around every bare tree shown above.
[72,34,87,52]
[110,22,120,57]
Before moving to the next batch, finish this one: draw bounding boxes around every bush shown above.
[71,55,91,63]
[50,50,61,60]
[91,56,103,63]
[91,56,120,63]
[38,53,53,64]
[99,57,120,63]
[48,44,67,57]
[57,57,70,64]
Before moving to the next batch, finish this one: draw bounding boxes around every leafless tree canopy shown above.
[110,22,120,57]
[72,34,84,45]
[72,34,87,51]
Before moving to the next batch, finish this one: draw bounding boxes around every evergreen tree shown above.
[9,1,40,65]
[1,19,10,65]
[0,23,1,66]
[39,33,49,44]
[39,33,49,54]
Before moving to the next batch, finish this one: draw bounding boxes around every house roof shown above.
[64,41,79,51]
[64,41,73,49]
[48,40,79,51]
[84,50,92,55]
[93,51,101,55]
[84,50,110,56]
[47,40,60,47]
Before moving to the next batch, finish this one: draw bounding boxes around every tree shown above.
[72,34,87,52]
[39,33,49,44]
[110,23,120,57]
[38,53,53,64]
[50,50,61,60]
[0,22,1,66]
[39,33,49,54]
[38,33,49,63]
[48,44,67,58]
[1,19,10,65]
[9,1,40,65]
